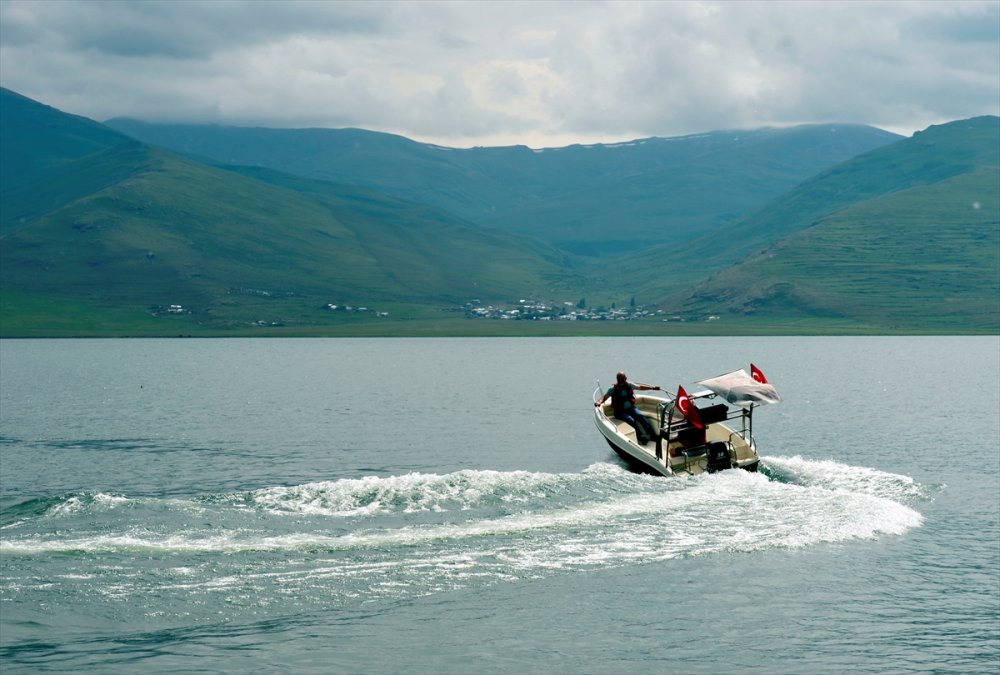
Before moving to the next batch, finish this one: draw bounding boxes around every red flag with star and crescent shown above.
[675,385,704,429]
[751,363,769,384]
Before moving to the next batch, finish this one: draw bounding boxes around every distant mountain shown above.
[104,117,901,257]
[0,88,579,335]
[640,116,1000,331]
[3,87,994,336]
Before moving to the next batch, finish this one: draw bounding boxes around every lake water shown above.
[1,337,998,673]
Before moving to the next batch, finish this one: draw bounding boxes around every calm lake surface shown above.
[1,337,998,673]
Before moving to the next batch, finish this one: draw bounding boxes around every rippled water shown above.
[1,337,997,673]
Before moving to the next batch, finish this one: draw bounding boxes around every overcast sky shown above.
[1,0,997,148]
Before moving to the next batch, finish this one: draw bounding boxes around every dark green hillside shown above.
[4,88,993,336]
[670,169,999,331]
[1,88,135,233]
[623,117,1000,298]
[0,91,580,336]
[0,88,128,171]
[221,165,581,299]
[467,126,903,256]
[1,148,578,335]
[700,116,997,261]
[646,118,1000,332]
[103,120,524,213]
[105,117,899,256]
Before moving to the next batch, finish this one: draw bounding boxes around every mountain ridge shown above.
[637,116,1000,331]
[2,87,996,335]
[103,116,901,257]
[0,88,583,335]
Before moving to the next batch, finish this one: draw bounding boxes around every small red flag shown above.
[676,385,704,429]
[751,363,769,384]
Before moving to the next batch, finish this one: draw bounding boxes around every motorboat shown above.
[593,366,782,477]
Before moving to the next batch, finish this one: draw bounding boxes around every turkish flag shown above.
[751,363,769,384]
[676,386,704,429]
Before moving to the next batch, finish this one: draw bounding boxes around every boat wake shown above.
[1,457,928,615]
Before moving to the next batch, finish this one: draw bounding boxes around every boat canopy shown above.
[696,369,782,408]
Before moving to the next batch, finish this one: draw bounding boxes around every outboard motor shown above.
[706,442,732,472]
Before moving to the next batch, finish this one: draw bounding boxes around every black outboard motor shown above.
[706,442,732,472]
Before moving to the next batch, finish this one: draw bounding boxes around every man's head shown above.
[616,371,627,384]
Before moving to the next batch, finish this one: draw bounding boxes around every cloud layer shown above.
[1,0,997,147]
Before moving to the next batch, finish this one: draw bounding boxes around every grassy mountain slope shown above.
[0,91,579,336]
[104,117,900,256]
[619,117,999,292]
[4,87,993,336]
[643,117,1000,331]
[1,149,578,334]
[222,165,580,299]
[1,88,136,233]
[467,126,904,255]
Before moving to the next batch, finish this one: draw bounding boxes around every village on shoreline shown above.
[462,299,719,323]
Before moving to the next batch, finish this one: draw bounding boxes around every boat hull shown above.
[594,394,760,477]
[604,439,670,476]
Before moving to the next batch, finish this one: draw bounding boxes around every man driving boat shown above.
[595,372,660,445]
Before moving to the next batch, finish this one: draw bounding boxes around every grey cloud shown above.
[3,0,388,59]
[904,3,1000,43]
[0,0,996,147]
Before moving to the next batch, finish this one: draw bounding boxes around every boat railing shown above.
[672,444,709,475]
[656,399,753,465]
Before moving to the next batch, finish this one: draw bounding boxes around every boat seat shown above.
[615,419,658,446]
[615,420,635,436]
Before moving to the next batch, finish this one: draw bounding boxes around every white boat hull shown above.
[594,394,760,477]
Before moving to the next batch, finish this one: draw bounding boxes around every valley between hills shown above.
[1,87,997,336]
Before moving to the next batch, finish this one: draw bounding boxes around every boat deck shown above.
[600,399,756,475]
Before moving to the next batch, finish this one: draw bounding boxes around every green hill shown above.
[643,117,1000,331]
[0,89,580,336]
[104,117,900,257]
[1,89,136,234]
[3,88,995,336]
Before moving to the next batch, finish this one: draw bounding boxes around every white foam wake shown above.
[1,459,928,609]
[1,463,923,558]
[227,462,659,517]
[762,455,929,503]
